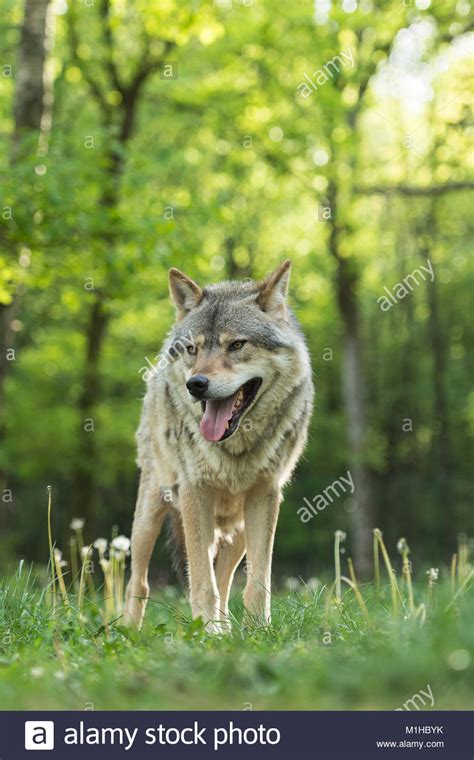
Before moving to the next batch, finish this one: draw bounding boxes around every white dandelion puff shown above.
[93,538,108,553]
[111,535,131,554]
[307,577,321,591]
[397,537,410,555]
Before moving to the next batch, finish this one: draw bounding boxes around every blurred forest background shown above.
[0,0,473,580]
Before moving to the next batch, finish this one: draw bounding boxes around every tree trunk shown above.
[69,83,145,532]
[71,291,109,530]
[425,260,451,473]
[1,0,52,527]
[67,6,170,534]
[337,262,375,575]
[0,301,20,506]
[13,0,52,151]
[69,140,124,533]
[418,205,452,531]
[328,187,375,575]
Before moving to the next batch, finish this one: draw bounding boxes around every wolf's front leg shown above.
[123,472,166,629]
[215,530,246,623]
[243,482,281,624]
[180,485,220,633]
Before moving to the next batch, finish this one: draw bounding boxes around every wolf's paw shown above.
[122,598,145,629]
[216,614,234,635]
[204,619,224,635]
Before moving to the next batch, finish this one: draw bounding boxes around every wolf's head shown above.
[166,260,308,443]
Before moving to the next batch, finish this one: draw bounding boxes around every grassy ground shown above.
[0,557,473,711]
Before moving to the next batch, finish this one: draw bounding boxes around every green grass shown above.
[0,561,473,711]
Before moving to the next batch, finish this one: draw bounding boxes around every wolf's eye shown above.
[229,340,246,352]
[186,344,197,355]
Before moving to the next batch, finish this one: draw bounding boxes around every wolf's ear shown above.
[169,268,202,319]
[257,260,291,318]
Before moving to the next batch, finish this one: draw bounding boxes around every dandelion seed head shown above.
[70,518,85,530]
[93,538,108,552]
[111,535,131,554]
[397,537,410,554]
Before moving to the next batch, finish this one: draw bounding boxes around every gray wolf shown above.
[124,260,314,631]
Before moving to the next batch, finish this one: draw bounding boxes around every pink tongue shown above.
[200,392,239,442]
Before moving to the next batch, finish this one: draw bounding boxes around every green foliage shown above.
[0,0,473,570]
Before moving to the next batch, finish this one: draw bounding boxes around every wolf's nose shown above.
[186,374,209,398]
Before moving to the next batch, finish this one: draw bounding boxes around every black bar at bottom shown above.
[2,710,472,759]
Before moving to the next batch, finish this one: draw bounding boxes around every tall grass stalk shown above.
[73,524,84,555]
[415,603,427,624]
[451,553,457,594]
[346,558,371,624]
[397,538,414,616]
[46,485,55,613]
[71,522,95,595]
[373,531,380,593]
[95,542,114,617]
[53,551,69,608]
[445,569,474,611]
[78,546,93,610]
[426,568,439,607]
[457,534,469,582]
[101,561,114,618]
[69,536,79,590]
[373,529,399,618]
[112,552,126,614]
[403,557,415,615]
[334,531,346,604]
[323,579,338,625]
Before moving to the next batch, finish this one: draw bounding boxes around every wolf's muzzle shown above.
[186,374,209,399]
